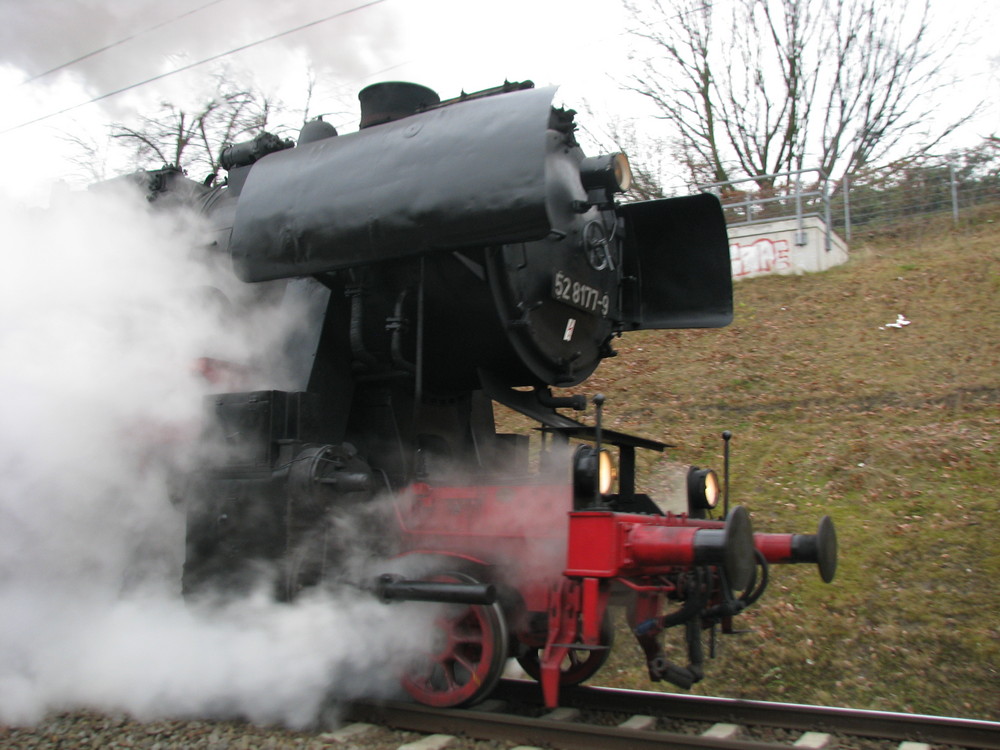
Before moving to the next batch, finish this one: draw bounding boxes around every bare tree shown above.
[624,0,975,189]
[110,72,284,183]
[60,129,115,185]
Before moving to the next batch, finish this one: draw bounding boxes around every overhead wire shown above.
[1,0,388,136]
[16,0,231,87]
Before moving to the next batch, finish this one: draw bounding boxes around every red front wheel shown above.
[401,572,508,707]
[515,614,614,687]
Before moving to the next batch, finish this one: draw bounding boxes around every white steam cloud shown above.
[0,0,395,94]
[0,187,434,728]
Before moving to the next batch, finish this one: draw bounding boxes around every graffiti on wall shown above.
[730,237,792,278]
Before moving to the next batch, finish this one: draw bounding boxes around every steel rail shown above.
[493,680,1000,749]
[346,699,791,750]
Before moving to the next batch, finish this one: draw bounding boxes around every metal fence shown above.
[686,153,1000,241]
[697,168,833,240]
[834,162,1000,238]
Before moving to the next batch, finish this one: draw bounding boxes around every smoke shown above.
[0,0,396,95]
[0,185,435,728]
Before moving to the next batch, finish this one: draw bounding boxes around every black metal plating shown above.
[228,87,564,282]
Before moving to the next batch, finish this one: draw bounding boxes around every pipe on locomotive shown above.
[374,574,497,605]
[626,506,756,591]
[754,515,838,583]
[565,506,758,592]
[683,515,838,583]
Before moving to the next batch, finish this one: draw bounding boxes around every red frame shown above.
[394,480,806,707]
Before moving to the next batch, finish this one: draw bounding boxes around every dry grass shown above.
[512,205,1000,719]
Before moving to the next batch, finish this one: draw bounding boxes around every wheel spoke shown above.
[441,661,460,690]
[452,630,483,644]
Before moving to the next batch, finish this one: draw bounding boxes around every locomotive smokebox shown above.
[359,82,440,128]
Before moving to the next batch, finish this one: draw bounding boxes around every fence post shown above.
[795,177,806,245]
[950,164,959,224]
[822,172,832,254]
[843,174,852,242]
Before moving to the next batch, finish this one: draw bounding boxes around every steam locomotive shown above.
[117,81,837,708]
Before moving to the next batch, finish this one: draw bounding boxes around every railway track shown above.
[343,679,1000,750]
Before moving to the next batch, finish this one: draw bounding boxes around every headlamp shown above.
[579,153,633,195]
[572,444,618,507]
[597,449,617,494]
[687,466,720,517]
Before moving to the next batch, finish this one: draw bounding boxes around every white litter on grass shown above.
[881,314,911,329]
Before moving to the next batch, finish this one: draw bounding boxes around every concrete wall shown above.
[727,215,849,280]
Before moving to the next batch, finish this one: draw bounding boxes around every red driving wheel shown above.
[401,572,508,707]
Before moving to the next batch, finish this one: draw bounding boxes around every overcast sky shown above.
[0,0,996,205]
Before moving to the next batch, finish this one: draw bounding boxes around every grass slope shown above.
[546,207,999,719]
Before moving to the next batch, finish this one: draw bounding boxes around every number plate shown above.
[552,271,610,317]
